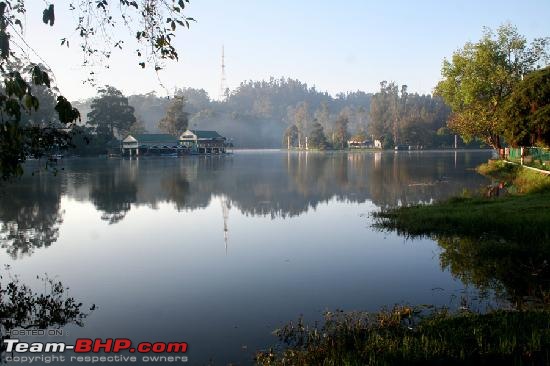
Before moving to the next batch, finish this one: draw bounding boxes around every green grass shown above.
[256,308,550,366]
[374,191,550,243]
[375,160,550,243]
[477,159,550,194]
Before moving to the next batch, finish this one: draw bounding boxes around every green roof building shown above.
[121,130,228,156]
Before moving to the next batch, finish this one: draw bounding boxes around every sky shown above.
[24,0,550,101]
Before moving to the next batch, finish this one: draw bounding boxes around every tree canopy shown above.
[503,66,550,147]
[87,86,136,138]
[158,96,189,136]
[435,23,549,149]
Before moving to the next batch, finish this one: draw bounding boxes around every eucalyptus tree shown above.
[158,95,189,135]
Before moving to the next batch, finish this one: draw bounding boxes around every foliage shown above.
[368,81,452,148]
[307,122,328,150]
[109,77,374,148]
[476,159,550,194]
[257,308,550,366]
[282,124,298,148]
[0,267,93,357]
[70,126,118,156]
[435,23,550,149]
[87,86,136,138]
[332,113,349,149]
[503,66,550,147]
[63,0,194,73]
[158,96,189,135]
[0,0,194,179]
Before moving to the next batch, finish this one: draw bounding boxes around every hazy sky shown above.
[25,0,550,100]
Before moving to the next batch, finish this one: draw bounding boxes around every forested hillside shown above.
[71,77,459,148]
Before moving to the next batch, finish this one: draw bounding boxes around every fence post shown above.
[520,147,525,165]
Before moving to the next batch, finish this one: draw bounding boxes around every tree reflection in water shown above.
[0,267,92,358]
[0,151,491,258]
[437,235,550,309]
[0,174,64,258]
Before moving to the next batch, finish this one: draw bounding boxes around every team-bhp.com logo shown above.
[4,338,188,363]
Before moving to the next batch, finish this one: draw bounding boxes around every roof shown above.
[129,134,179,144]
[189,130,224,139]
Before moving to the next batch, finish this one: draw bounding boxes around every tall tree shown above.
[314,101,331,132]
[333,113,349,149]
[435,23,549,149]
[308,122,328,150]
[282,125,299,148]
[293,102,310,148]
[158,96,189,135]
[87,86,136,138]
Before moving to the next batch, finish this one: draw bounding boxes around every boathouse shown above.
[121,130,228,156]
[122,134,180,156]
[179,130,227,154]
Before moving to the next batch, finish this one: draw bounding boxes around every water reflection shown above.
[0,151,490,257]
[0,270,91,358]
[437,235,550,308]
[0,175,64,258]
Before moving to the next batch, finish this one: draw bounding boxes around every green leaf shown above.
[42,4,55,26]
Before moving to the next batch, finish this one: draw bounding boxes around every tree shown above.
[308,122,328,150]
[0,0,194,179]
[333,113,349,149]
[356,106,368,133]
[282,125,299,148]
[128,116,148,135]
[314,101,331,132]
[158,96,189,135]
[435,23,549,149]
[503,66,550,147]
[293,102,310,148]
[87,86,136,138]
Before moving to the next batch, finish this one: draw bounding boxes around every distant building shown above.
[348,137,373,149]
[121,130,228,156]
[122,134,179,156]
[179,130,227,154]
[348,135,383,149]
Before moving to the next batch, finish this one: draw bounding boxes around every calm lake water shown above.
[0,150,494,365]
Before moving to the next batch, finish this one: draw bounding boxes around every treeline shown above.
[368,82,455,148]
[67,76,463,150]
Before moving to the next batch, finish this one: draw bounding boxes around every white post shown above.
[305,136,308,150]
[520,147,525,165]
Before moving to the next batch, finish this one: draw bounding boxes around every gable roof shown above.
[190,130,224,139]
[130,134,179,144]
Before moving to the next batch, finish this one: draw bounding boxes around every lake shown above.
[0,150,495,365]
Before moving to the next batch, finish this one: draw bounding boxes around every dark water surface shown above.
[0,150,494,365]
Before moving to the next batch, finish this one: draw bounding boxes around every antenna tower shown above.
[219,45,227,100]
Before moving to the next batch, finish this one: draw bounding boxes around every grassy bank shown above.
[256,308,550,366]
[374,160,550,243]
